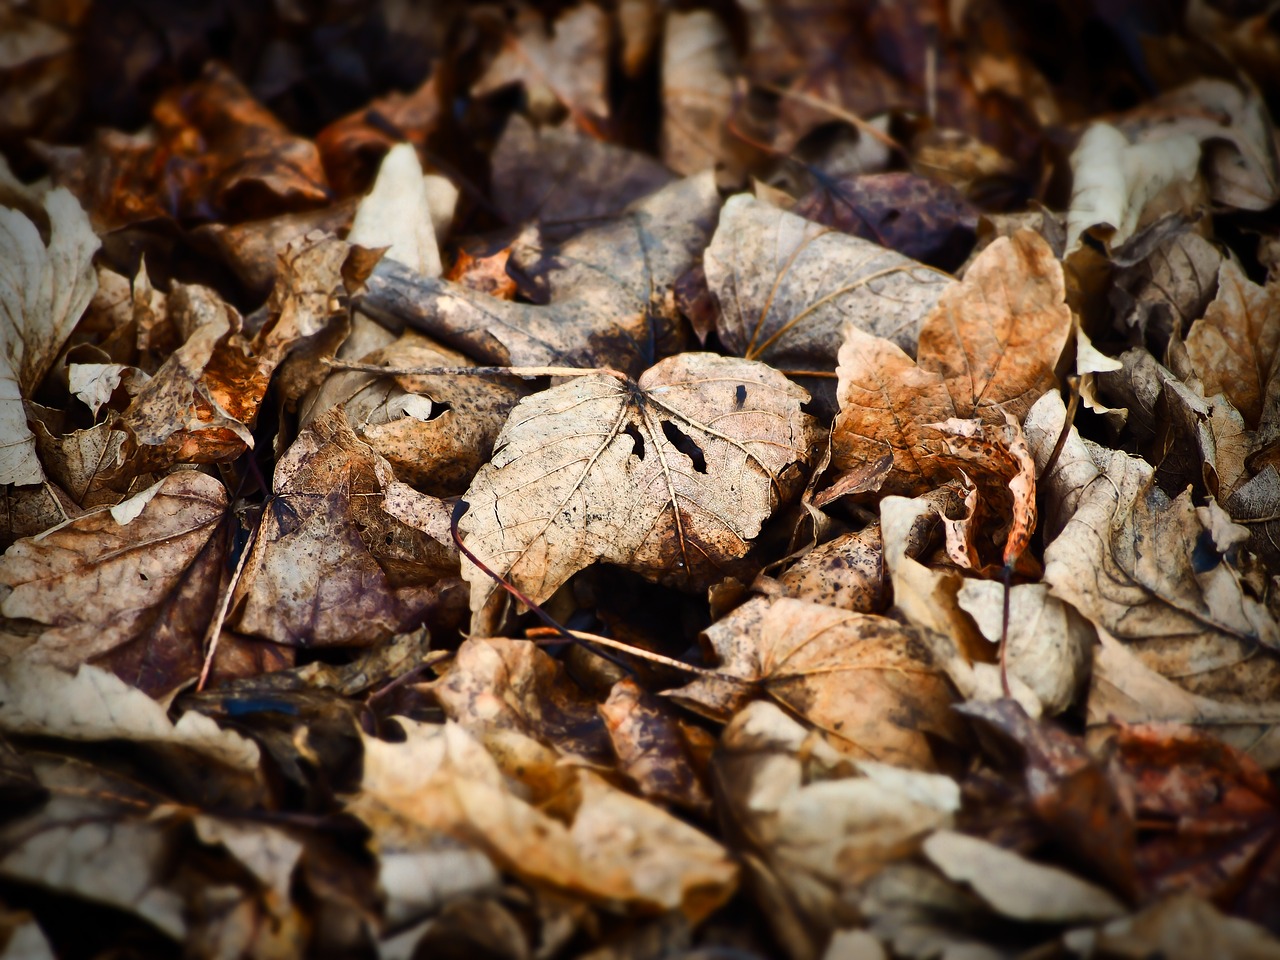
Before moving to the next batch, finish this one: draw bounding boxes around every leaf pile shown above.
[3,2,1280,958]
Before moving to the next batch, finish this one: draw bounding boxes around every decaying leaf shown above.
[459,353,815,634]
[0,472,229,697]
[770,521,886,612]
[668,596,961,769]
[661,9,735,176]
[232,409,460,647]
[0,188,99,485]
[346,719,737,920]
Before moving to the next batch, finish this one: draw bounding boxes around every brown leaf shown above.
[472,4,610,127]
[459,353,814,634]
[771,521,887,613]
[0,472,230,698]
[232,409,459,647]
[347,719,737,920]
[1026,391,1280,699]
[491,115,674,238]
[1110,230,1221,345]
[430,636,612,764]
[668,596,961,769]
[599,679,712,816]
[1184,259,1280,429]
[704,194,953,393]
[0,189,100,485]
[791,172,978,272]
[661,9,736,176]
[357,173,721,377]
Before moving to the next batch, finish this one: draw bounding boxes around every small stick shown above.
[324,359,629,383]
[1040,377,1081,481]
[197,517,259,692]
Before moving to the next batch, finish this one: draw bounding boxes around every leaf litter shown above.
[3,3,1280,958]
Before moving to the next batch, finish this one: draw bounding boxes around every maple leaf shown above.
[459,352,815,633]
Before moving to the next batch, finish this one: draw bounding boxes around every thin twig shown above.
[1040,377,1081,481]
[324,359,629,382]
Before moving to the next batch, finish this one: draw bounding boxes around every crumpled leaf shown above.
[667,596,962,769]
[0,188,99,485]
[0,471,229,698]
[346,719,737,921]
[1109,230,1222,346]
[704,193,953,386]
[472,4,609,125]
[1184,259,1280,429]
[357,173,720,377]
[459,353,814,634]
[1065,122,1202,254]
[232,408,460,647]
[661,9,735,176]
[831,229,1071,495]
[713,701,960,960]
[1025,390,1280,696]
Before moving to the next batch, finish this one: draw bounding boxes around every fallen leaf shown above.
[472,4,610,127]
[357,173,721,377]
[791,172,978,272]
[661,9,735,176]
[1184,259,1280,429]
[1067,893,1280,960]
[922,830,1126,923]
[770,522,887,613]
[346,143,445,278]
[0,472,230,698]
[347,719,737,920]
[0,188,99,485]
[599,678,712,815]
[491,115,674,237]
[1110,230,1222,346]
[232,409,460,647]
[1065,122,1203,255]
[1026,390,1280,699]
[831,229,1070,495]
[667,596,961,769]
[1089,628,1280,771]
[704,193,953,390]
[714,701,960,959]
[459,352,814,634]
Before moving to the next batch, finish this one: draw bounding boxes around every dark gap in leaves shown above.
[425,400,451,422]
[623,423,646,460]
[661,420,707,473]
[1192,530,1222,573]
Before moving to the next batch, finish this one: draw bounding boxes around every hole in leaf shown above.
[734,384,747,408]
[661,420,707,473]
[623,424,646,460]
[425,400,451,422]
[1191,530,1221,573]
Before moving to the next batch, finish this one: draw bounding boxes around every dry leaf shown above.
[667,596,961,769]
[346,143,445,278]
[831,229,1070,495]
[0,472,229,698]
[472,4,610,125]
[1110,230,1221,345]
[771,522,886,612]
[704,193,953,386]
[347,719,737,920]
[921,830,1126,923]
[661,9,735,176]
[232,409,460,647]
[0,188,99,485]
[459,353,814,634]
[1026,391,1280,699]
[1184,259,1280,429]
[1067,894,1280,960]
[357,173,720,377]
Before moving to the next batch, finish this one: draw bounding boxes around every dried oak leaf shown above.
[231,409,460,647]
[347,719,737,920]
[831,229,1071,495]
[1184,259,1280,430]
[1025,391,1280,703]
[0,472,230,699]
[668,596,962,769]
[472,4,610,126]
[704,194,953,394]
[0,188,99,486]
[357,173,720,377]
[458,353,815,635]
